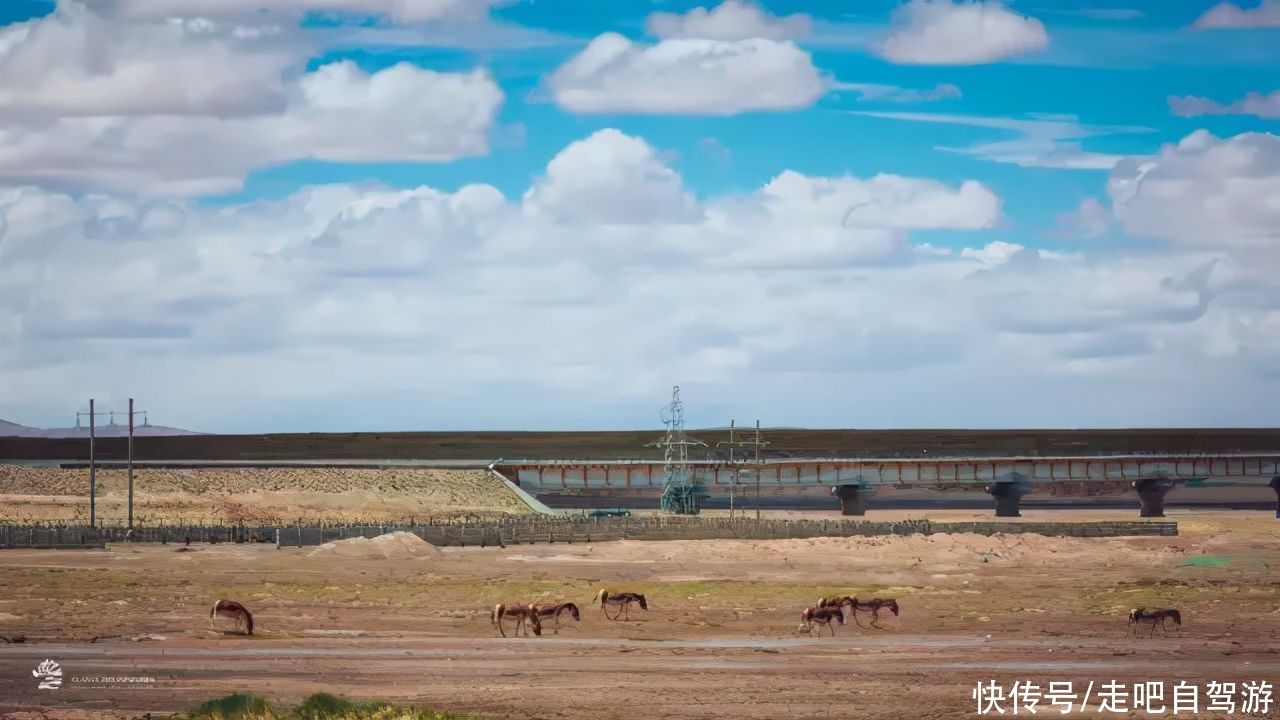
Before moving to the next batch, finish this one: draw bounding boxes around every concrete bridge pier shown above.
[984,482,1025,517]
[832,485,868,516]
[1270,476,1280,518]
[1132,477,1175,518]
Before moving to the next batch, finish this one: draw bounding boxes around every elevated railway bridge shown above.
[492,454,1280,517]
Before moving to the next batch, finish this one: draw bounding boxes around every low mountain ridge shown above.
[0,418,204,438]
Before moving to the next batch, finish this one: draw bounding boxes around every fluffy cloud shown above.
[1192,0,1280,29]
[0,2,504,196]
[1055,197,1111,239]
[6,129,1277,430]
[1108,131,1280,248]
[546,32,824,115]
[876,0,1050,65]
[1169,90,1280,119]
[645,0,811,40]
[0,2,294,118]
[0,60,504,196]
[747,171,1000,230]
[523,129,701,225]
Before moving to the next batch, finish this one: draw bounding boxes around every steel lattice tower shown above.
[646,385,709,514]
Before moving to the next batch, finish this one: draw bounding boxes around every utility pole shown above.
[716,419,769,520]
[76,400,114,528]
[128,398,134,529]
[76,398,147,529]
[755,420,761,520]
[88,400,95,528]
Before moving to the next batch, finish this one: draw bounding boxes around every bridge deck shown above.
[496,454,1280,492]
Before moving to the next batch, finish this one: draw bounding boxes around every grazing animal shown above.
[799,606,845,637]
[850,598,899,628]
[532,602,581,634]
[817,595,857,612]
[594,590,648,621]
[492,603,542,638]
[209,600,254,635]
[1129,608,1181,637]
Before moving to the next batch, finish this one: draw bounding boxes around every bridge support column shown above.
[984,482,1025,518]
[832,485,867,516]
[1270,476,1280,519]
[1133,478,1175,518]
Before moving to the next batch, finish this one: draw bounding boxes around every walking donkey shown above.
[532,602,581,634]
[492,603,543,637]
[210,599,254,635]
[1129,608,1181,637]
[817,595,900,628]
[798,605,845,636]
[595,590,648,621]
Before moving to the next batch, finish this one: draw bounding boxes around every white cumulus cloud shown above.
[876,0,1050,65]
[1108,130,1280,249]
[1055,197,1112,239]
[1192,0,1280,29]
[0,60,504,196]
[645,0,812,40]
[1169,90,1280,119]
[0,2,294,118]
[7,129,1276,430]
[749,170,1001,230]
[523,129,701,225]
[546,32,824,115]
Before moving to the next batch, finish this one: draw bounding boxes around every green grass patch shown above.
[1182,555,1230,567]
[181,692,484,720]
[187,693,277,719]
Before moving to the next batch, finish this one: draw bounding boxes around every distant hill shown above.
[0,418,205,438]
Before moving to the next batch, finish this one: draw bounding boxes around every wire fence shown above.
[0,516,1177,549]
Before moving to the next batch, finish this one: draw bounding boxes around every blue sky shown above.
[213,1,1277,240]
[0,0,1278,431]
[5,0,1272,226]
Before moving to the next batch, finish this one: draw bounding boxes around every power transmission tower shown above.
[644,386,709,515]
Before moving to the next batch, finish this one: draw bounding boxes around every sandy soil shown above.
[1,509,1278,719]
[0,466,528,523]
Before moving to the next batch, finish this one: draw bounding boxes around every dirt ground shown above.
[1,509,1278,719]
[0,466,528,523]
